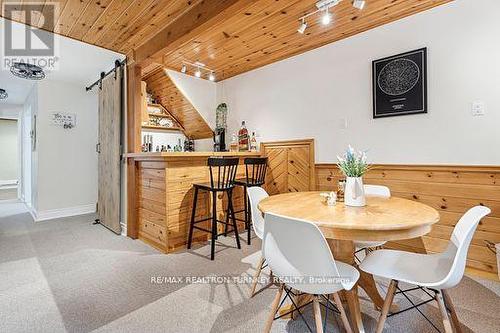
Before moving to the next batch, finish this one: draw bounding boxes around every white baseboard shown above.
[120,220,127,236]
[33,204,96,222]
[25,203,37,221]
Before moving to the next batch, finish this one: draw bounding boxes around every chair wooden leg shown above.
[187,187,198,249]
[345,288,365,333]
[333,292,353,333]
[436,291,453,333]
[210,191,217,260]
[313,296,324,333]
[228,189,241,249]
[243,186,251,245]
[264,284,284,333]
[442,290,462,333]
[250,256,265,298]
[224,194,229,236]
[375,279,398,333]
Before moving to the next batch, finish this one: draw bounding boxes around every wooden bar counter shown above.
[126,152,261,253]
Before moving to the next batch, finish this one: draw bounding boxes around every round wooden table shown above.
[258,191,440,333]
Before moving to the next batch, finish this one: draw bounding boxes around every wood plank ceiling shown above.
[0,0,198,56]
[1,0,453,81]
[159,0,453,81]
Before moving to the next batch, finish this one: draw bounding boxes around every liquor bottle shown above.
[148,135,153,152]
[238,121,249,151]
[250,132,257,152]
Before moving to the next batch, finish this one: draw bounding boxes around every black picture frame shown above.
[372,48,427,118]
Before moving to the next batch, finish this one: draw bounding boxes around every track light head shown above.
[194,68,201,78]
[297,19,307,34]
[353,0,366,10]
[181,64,187,73]
[321,9,331,25]
[208,72,215,81]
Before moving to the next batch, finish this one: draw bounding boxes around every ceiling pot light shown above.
[10,62,45,80]
[208,72,215,81]
[181,64,187,73]
[297,19,307,34]
[321,9,331,25]
[353,0,366,10]
[194,68,201,78]
[0,89,8,99]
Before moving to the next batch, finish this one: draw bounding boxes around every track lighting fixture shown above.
[194,68,201,78]
[321,8,331,25]
[179,61,216,81]
[297,0,366,33]
[353,0,366,10]
[297,19,307,34]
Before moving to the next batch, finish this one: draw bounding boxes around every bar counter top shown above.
[126,151,261,159]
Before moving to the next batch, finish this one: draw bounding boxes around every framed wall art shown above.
[372,48,427,118]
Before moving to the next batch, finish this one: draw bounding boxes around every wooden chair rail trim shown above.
[260,138,315,148]
[316,163,500,173]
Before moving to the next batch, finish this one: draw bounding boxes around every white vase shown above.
[344,177,366,207]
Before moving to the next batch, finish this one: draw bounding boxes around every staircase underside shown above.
[144,68,213,140]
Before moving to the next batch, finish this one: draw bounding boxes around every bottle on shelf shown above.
[148,134,153,152]
[238,121,249,152]
[250,131,257,152]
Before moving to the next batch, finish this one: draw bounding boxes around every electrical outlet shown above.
[471,101,485,116]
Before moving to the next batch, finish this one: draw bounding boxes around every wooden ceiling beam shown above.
[134,0,257,67]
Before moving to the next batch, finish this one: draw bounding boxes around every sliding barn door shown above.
[97,69,123,234]
[261,139,315,195]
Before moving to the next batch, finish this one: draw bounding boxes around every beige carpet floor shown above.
[0,201,498,333]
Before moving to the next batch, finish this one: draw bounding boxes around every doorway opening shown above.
[0,118,20,201]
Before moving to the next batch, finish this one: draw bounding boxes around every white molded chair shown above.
[247,187,269,297]
[263,212,359,333]
[353,185,391,251]
[360,206,491,333]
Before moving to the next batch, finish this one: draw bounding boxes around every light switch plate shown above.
[471,101,485,116]
[339,118,348,129]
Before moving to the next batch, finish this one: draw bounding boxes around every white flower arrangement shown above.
[337,145,370,178]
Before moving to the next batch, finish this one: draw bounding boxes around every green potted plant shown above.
[337,146,370,207]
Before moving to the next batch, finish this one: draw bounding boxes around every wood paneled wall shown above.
[316,164,500,276]
[261,139,316,195]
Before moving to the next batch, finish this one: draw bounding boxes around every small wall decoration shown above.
[215,103,228,130]
[372,48,427,118]
[51,112,77,129]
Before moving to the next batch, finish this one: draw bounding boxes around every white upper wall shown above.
[167,70,217,129]
[36,80,99,211]
[219,0,500,165]
[0,103,22,119]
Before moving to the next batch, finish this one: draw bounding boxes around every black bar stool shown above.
[187,157,241,260]
[232,157,268,245]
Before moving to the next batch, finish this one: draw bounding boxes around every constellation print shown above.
[377,58,420,96]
